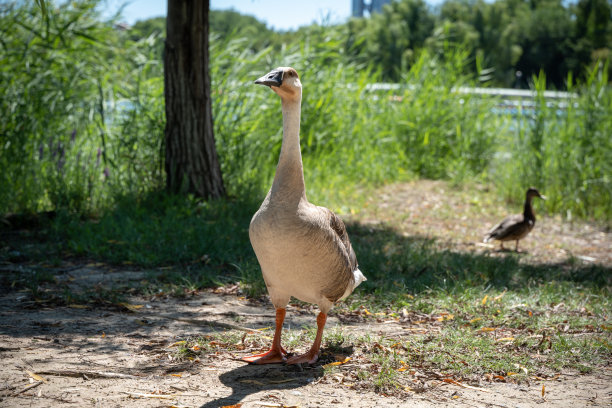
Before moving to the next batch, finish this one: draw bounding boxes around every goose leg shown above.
[242,308,287,364]
[500,241,505,251]
[287,312,327,365]
[515,240,519,252]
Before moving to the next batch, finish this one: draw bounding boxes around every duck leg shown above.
[287,312,327,365]
[242,308,287,364]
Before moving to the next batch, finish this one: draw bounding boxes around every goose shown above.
[484,187,546,251]
[242,67,366,365]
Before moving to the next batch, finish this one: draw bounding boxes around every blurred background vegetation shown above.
[1,0,610,225]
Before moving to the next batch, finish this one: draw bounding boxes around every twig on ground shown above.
[35,370,140,379]
[153,314,258,332]
[204,311,277,318]
[442,378,490,392]
[12,381,42,396]
[121,391,179,399]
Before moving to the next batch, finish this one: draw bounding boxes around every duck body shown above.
[484,187,545,251]
[485,213,534,243]
[243,67,365,365]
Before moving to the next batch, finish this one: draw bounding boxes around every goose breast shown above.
[249,200,356,307]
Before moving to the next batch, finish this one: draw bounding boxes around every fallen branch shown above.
[121,391,204,398]
[442,378,490,392]
[12,381,42,396]
[153,314,258,332]
[121,391,179,399]
[204,311,277,318]
[35,370,140,379]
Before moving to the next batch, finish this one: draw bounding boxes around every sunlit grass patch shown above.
[168,289,609,396]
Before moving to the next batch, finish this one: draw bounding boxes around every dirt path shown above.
[1,282,610,408]
[1,181,611,407]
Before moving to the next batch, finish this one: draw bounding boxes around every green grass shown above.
[494,67,612,222]
[7,188,608,303]
[1,188,609,395]
[173,317,609,395]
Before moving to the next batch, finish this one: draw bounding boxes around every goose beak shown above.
[255,69,283,87]
[539,194,547,200]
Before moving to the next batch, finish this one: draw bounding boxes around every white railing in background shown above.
[361,83,576,99]
[355,83,578,111]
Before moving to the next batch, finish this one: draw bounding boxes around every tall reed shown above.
[0,1,163,214]
[1,1,610,225]
[210,37,501,206]
[493,65,611,222]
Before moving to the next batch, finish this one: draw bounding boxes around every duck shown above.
[484,187,546,251]
[242,67,366,365]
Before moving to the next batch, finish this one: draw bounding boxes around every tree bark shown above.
[164,0,225,199]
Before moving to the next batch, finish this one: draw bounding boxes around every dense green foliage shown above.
[347,0,612,87]
[0,0,611,223]
[495,69,612,221]
[0,0,164,214]
[207,0,612,89]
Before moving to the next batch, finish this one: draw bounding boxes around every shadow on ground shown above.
[347,221,611,295]
[200,362,324,408]
[0,209,610,407]
[0,216,610,341]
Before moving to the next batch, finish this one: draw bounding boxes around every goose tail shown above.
[339,268,367,301]
[353,268,367,286]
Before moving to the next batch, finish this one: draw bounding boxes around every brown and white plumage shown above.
[484,187,545,251]
[243,67,366,365]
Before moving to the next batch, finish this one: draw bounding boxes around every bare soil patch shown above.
[1,285,610,407]
[1,181,610,407]
[359,180,611,265]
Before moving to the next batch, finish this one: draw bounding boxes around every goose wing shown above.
[311,206,359,302]
[327,209,358,272]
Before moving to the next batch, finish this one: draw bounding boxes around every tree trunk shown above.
[164,0,225,199]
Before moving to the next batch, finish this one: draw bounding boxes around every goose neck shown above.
[270,98,305,202]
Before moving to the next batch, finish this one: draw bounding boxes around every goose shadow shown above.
[199,361,323,408]
[200,342,353,408]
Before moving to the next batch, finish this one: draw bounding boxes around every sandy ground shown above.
[1,284,610,408]
[1,181,611,407]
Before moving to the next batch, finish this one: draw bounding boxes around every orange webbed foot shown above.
[242,347,287,364]
[286,349,320,365]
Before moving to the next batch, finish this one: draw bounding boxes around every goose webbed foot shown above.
[286,349,320,365]
[242,347,287,364]
[286,312,327,366]
[242,307,287,364]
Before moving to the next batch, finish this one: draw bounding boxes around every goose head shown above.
[255,67,302,102]
[526,187,546,201]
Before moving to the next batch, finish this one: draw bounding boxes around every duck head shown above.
[255,67,302,102]
[526,187,546,200]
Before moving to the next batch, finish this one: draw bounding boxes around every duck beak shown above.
[255,69,283,87]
